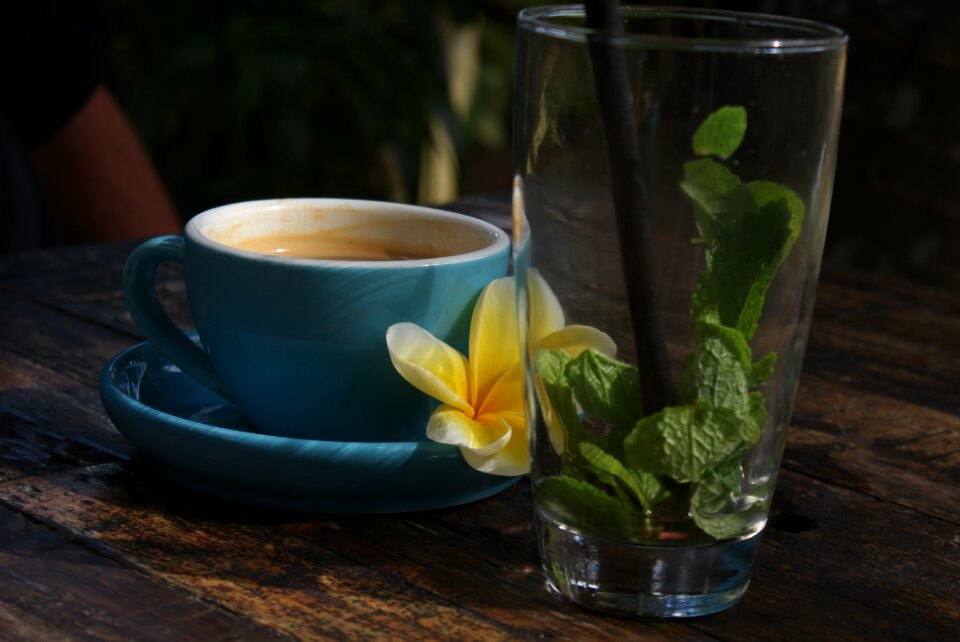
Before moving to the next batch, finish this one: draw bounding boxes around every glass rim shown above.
[517,4,848,53]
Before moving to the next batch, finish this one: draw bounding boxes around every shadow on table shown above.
[65,457,566,614]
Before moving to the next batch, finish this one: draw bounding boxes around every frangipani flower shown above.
[386,270,615,476]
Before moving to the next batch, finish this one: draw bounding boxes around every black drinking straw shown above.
[584,0,675,413]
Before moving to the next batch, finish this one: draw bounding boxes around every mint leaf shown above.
[749,180,806,227]
[692,105,747,159]
[680,336,750,413]
[690,499,751,540]
[695,459,743,511]
[535,475,631,537]
[748,391,768,432]
[681,311,754,413]
[536,348,571,385]
[689,456,772,541]
[680,159,753,242]
[623,404,758,483]
[693,181,804,340]
[749,352,777,387]
[565,349,643,431]
[693,309,752,370]
[690,459,751,539]
[681,158,742,212]
[535,349,587,452]
[579,442,665,512]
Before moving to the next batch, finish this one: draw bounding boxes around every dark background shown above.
[97,1,960,287]
[668,0,960,288]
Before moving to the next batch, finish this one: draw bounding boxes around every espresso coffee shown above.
[231,231,444,261]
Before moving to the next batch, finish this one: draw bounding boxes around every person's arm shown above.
[30,84,181,243]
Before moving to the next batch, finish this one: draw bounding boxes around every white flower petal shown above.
[528,268,565,343]
[538,324,617,358]
[386,323,472,415]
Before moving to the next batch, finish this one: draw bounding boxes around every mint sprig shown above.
[579,442,665,513]
[623,404,759,483]
[533,105,803,543]
[564,349,644,432]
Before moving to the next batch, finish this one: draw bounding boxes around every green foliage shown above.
[533,104,804,543]
[689,459,750,540]
[535,476,632,537]
[624,404,760,483]
[578,442,665,512]
[692,105,747,159]
[563,349,644,432]
[682,111,804,340]
[749,353,777,388]
[535,348,587,450]
[680,312,752,413]
[96,0,531,216]
[680,158,752,243]
[693,181,804,339]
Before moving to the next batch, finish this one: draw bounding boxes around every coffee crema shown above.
[231,232,444,261]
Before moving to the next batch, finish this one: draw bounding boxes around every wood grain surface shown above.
[0,196,957,641]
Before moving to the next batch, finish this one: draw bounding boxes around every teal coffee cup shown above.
[123,198,509,442]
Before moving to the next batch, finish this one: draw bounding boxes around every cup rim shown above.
[517,4,848,53]
[184,198,510,268]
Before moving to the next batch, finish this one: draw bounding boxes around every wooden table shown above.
[0,195,957,641]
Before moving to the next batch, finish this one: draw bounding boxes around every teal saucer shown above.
[99,339,518,512]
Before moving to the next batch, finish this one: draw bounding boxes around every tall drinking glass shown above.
[513,5,846,617]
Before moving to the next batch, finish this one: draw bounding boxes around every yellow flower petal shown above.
[528,268,565,344]
[476,360,524,417]
[426,406,511,456]
[468,277,520,408]
[461,411,529,476]
[386,323,472,415]
[538,324,617,359]
[534,376,566,455]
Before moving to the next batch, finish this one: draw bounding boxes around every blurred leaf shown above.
[97,0,534,215]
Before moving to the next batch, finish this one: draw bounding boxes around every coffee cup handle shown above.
[123,236,236,403]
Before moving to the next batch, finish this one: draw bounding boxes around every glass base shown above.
[536,511,763,618]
